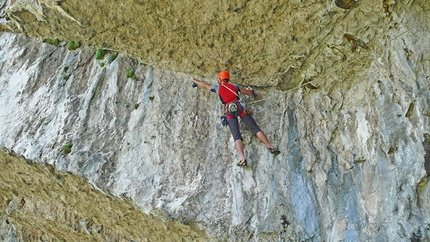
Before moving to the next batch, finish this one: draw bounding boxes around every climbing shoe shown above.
[237,160,247,167]
[269,148,281,156]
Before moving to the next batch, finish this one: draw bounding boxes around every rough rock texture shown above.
[1,0,430,241]
[0,150,210,241]
[3,0,425,87]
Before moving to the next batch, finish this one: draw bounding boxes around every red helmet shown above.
[218,71,230,81]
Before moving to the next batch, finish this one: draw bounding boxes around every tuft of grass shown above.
[134,103,139,109]
[149,96,154,101]
[61,143,73,155]
[43,38,60,46]
[96,48,107,60]
[109,53,118,63]
[62,74,69,80]
[356,157,366,163]
[126,70,137,80]
[61,65,70,80]
[67,41,81,50]
[100,62,105,67]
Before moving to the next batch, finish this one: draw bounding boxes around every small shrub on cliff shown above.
[61,65,70,80]
[61,143,73,155]
[43,38,60,46]
[62,74,69,80]
[126,70,137,80]
[96,48,107,60]
[67,41,81,50]
[109,53,118,63]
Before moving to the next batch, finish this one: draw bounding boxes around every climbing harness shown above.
[220,84,250,121]
[221,84,247,112]
[227,102,238,113]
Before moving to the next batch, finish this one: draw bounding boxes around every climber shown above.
[192,71,280,166]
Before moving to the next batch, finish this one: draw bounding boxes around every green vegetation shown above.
[134,103,139,109]
[61,65,70,80]
[356,157,366,163]
[96,48,107,60]
[100,62,105,67]
[149,96,155,101]
[405,101,415,117]
[387,145,398,155]
[67,41,81,50]
[95,49,118,65]
[61,143,73,155]
[109,53,118,63]
[126,70,137,80]
[62,74,69,80]
[417,177,428,195]
[43,38,60,46]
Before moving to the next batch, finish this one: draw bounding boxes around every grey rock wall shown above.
[1,29,429,240]
[0,1,430,241]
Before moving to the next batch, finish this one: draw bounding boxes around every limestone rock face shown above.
[0,0,430,241]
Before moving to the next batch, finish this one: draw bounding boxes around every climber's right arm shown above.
[192,78,211,91]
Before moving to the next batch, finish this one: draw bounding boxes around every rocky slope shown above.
[1,0,430,241]
[0,150,209,241]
